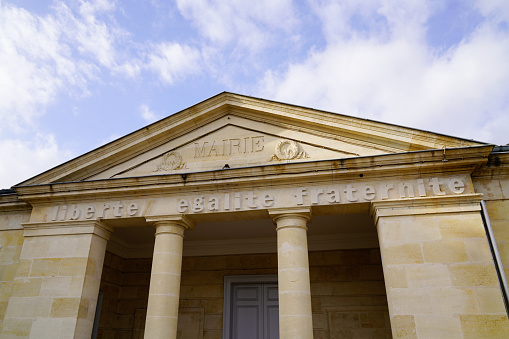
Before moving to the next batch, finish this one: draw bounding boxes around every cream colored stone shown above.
[271,208,313,339]
[381,243,424,265]
[144,219,188,339]
[449,263,498,287]
[2,93,509,339]
[491,220,509,241]
[438,214,486,239]
[463,238,494,262]
[414,314,462,338]
[485,200,509,220]
[422,240,468,263]
[391,315,417,339]
[402,218,440,242]
[379,222,403,244]
[475,288,507,314]
[29,258,61,277]
[406,264,451,288]
[390,287,479,315]
[460,314,509,339]
[11,278,42,297]
[383,265,408,288]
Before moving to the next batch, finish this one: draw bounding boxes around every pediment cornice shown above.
[14,145,492,203]
[15,92,488,188]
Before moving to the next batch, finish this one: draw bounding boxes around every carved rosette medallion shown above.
[271,139,309,161]
[155,151,186,171]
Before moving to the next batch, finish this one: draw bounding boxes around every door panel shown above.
[264,285,279,339]
[230,282,279,339]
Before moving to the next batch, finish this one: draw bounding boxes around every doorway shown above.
[223,275,279,339]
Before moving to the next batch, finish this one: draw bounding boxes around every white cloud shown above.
[176,0,297,52]
[258,1,509,145]
[139,104,160,123]
[0,135,74,188]
[0,0,128,187]
[147,42,202,84]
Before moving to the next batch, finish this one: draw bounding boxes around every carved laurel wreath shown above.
[155,151,185,171]
[271,139,309,161]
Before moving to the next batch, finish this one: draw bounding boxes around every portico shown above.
[1,92,508,338]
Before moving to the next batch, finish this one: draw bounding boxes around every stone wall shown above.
[0,207,31,334]
[473,173,509,283]
[97,252,151,339]
[0,229,24,332]
[96,248,389,339]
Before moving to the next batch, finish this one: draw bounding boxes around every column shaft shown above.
[144,220,189,339]
[271,210,313,339]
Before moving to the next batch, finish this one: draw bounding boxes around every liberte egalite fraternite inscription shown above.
[49,177,466,221]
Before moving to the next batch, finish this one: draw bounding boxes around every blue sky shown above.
[1,0,508,188]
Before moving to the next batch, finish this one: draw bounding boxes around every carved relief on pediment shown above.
[270,139,309,161]
[154,151,187,172]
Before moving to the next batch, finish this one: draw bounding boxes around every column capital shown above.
[268,207,312,231]
[22,220,113,240]
[146,215,195,235]
[370,193,483,224]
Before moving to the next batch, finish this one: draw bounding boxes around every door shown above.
[229,283,279,339]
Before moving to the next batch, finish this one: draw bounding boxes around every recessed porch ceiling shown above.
[107,211,378,258]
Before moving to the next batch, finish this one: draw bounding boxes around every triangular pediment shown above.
[16,92,486,186]
[99,124,365,179]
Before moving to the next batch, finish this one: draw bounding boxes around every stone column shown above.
[269,207,313,339]
[371,194,509,338]
[0,220,111,339]
[144,215,193,339]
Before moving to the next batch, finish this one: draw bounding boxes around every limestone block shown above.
[59,257,88,276]
[463,238,494,262]
[0,230,24,247]
[475,288,508,314]
[459,314,509,339]
[30,258,61,277]
[383,265,407,288]
[485,200,509,220]
[449,263,498,287]
[381,243,423,265]
[14,259,31,278]
[310,282,333,296]
[1,317,32,337]
[391,315,417,339]
[390,288,479,315]
[473,178,503,199]
[324,249,372,266]
[378,222,403,244]
[359,311,389,328]
[50,297,82,317]
[0,264,18,282]
[439,214,487,239]
[402,219,441,242]
[359,265,384,280]
[203,314,222,330]
[40,276,72,297]
[0,246,22,265]
[203,330,222,339]
[11,278,42,297]
[491,220,509,241]
[331,281,386,296]
[414,314,462,338]
[180,284,223,299]
[422,240,468,263]
[406,264,451,288]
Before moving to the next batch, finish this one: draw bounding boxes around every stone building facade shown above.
[0,92,508,338]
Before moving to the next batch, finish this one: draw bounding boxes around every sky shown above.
[1,0,508,189]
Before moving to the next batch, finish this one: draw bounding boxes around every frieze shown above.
[40,176,470,222]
